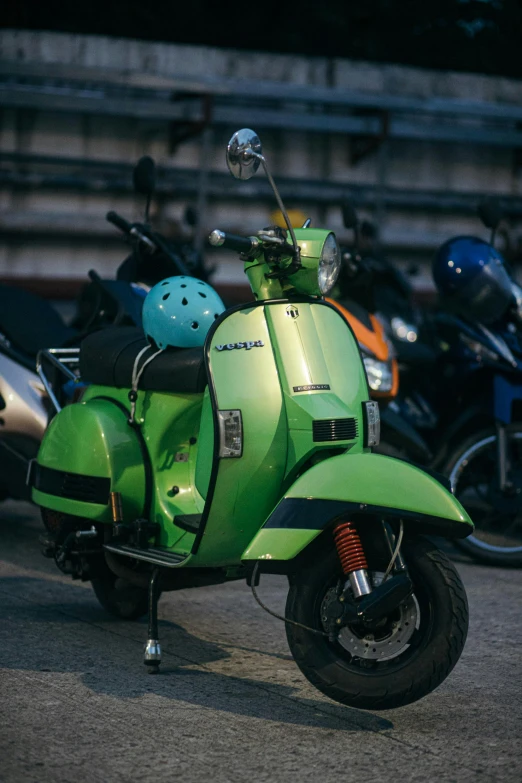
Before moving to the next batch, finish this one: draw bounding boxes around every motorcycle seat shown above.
[79,326,207,394]
[0,284,77,358]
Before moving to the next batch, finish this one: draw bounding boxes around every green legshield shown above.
[32,398,146,521]
[192,299,369,567]
[242,452,474,563]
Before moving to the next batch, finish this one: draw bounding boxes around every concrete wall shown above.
[1,29,522,293]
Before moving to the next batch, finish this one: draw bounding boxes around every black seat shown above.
[0,284,76,358]
[80,327,207,394]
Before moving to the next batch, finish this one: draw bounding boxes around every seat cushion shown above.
[80,327,207,393]
[0,284,76,358]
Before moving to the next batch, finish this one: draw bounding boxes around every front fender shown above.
[242,452,473,563]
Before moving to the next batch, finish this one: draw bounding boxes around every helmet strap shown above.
[128,344,164,425]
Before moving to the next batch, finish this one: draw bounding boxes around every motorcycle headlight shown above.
[318,233,341,295]
[363,357,394,392]
[391,316,418,343]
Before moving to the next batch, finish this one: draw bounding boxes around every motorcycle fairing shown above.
[242,452,473,563]
[494,373,522,424]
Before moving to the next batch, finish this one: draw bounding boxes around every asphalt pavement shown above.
[0,500,521,783]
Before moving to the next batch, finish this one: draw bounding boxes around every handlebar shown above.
[107,211,180,267]
[208,229,259,255]
[106,210,133,235]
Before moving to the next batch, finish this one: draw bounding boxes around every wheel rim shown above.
[320,571,429,671]
[449,432,522,554]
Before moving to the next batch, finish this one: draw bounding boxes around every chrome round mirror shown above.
[226,129,263,180]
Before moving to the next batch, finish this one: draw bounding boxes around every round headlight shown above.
[318,233,341,295]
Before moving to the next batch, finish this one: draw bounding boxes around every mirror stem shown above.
[252,152,299,256]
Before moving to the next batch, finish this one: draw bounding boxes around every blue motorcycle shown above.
[429,225,522,566]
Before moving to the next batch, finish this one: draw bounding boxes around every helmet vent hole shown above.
[198,281,205,285]
[214,313,219,319]
[198,292,207,298]
[182,297,188,306]
[161,281,169,286]
[191,321,199,330]
[181,284,187,288]
[162,293,170,301]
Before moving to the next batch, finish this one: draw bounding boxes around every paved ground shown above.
[0,501,521,783]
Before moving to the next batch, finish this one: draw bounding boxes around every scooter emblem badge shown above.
[215,340,264,351]
[286,305,299,319]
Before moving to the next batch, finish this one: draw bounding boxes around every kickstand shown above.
[144,567,162,674]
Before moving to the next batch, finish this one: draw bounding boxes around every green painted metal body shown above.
[33,398,146,522]
[33,228,473,569]
[242,452,471,562]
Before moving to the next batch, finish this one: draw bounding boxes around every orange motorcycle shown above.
[329,296,431,462]
[328,296,398,401]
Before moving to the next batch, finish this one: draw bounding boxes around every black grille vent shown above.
[34,464,110,505]
[313,418,358,442]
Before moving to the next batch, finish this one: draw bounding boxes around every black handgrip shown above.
[106,210,133,234]
[208,229,257,254]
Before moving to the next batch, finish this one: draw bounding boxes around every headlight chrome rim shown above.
[318,233,341,295]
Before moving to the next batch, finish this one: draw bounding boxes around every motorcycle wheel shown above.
[444,425,522,567]
[91,562,149,620]
[285,537,468,711]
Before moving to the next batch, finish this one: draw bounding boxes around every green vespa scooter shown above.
[31,129,473,710]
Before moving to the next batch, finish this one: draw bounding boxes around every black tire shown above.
[285,537,468,711]
[91,564,149,620]
[443,425,522,567]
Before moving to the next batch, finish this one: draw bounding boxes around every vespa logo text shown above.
[216,340,264,352]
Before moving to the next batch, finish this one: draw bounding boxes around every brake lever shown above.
[129,226,156,253]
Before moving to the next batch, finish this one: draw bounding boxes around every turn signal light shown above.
[218,410,243,458]
[363,401,380,448]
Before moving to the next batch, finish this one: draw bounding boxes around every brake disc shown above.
[321,573,419,661]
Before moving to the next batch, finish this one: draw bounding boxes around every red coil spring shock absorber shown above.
[333,521,368,574]
[333,521,371,597]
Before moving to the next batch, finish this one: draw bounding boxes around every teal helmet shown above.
[142,276,225,349]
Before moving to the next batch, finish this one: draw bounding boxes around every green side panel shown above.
[192,305,288,566]
[195,388,214,500]
[81,385,205,552]
[32,488,110,520]
[243,528,318,562]
[243,452,473,562]
[139,389,204,552]
[265,302,369,478]
[32,397,146,522]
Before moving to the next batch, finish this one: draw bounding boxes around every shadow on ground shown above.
[0,574,394,733]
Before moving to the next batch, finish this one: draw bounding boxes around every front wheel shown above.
[285,537,468,711]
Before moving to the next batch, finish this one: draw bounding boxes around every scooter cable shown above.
[250,562,328,637]
[128,344,164,424]
[382,520,404,583]
[250,521,404,638]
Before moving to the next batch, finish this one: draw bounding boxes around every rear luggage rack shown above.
[36,347,81,412]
